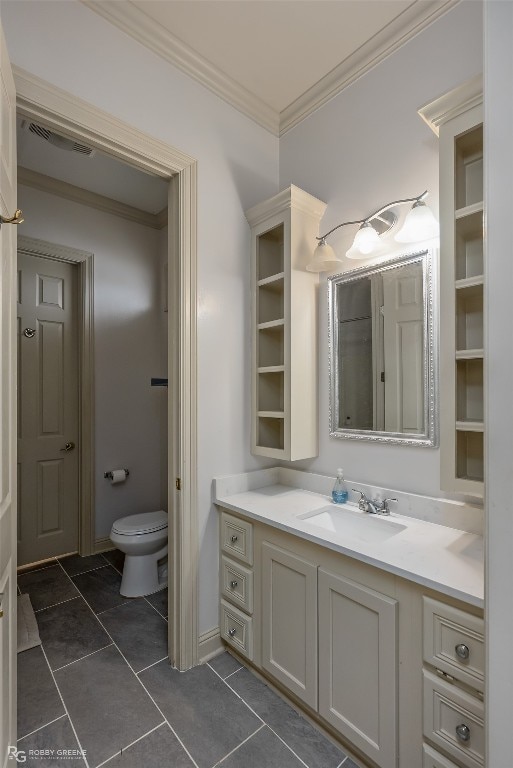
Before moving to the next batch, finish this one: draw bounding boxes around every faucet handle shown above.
[380,497,398,515]
[352,489,368,511]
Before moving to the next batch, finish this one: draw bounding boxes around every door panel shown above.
[0,19,18,765]
[17,253,79,565]
[261,542,318,709]
[318,568,398,768]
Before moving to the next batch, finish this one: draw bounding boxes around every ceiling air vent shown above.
[27,123,95,157]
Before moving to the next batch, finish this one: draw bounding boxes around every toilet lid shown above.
[112,510,168,535]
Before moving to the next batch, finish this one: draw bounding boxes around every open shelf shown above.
[456,286,483,351]
[257,224,284,281]
[257,371,284,412]
[455,208,483,282]
[455,125,483,209]
[456,430,484,483]
[258,324,284,368]
[258,277,284,325]
[456,358,483,423]
[257,416,285,451]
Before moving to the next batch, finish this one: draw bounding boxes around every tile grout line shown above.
[34,595,82,614]
[39,644,91,768]
[17,562,58,577]
[100,553,124,575]
[137,655,170,675]
[94,721,167,768]
[60,563,113,578]
[219,671,311,768]
[221,665,244,681]
[215,669,266,726]
[212,723,266,767]
[52,643,115,673]
[58,563,200,768]
[17,713,68,743]
[143,595,168,622]
[95,600,133,617]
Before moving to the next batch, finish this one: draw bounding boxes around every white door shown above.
[382,263,424,433]
[0,22,18,766]
[17,253,79,566]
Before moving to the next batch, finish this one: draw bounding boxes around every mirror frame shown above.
[328,248,438,446]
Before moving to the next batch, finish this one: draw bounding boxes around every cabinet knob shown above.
[230,535,238,543]
[228,628,237,637]
[230,580,238,589]
[455,643,470,660]
[455,724,471,743]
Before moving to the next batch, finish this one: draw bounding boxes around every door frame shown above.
[14,66,199,670]
[17,235,94,558]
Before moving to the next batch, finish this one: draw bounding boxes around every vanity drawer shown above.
[221,556,253,614]
[221,511,253,565]
[423,743,461,768]
[423,670,484,768]
[220,600,253,660]
[423,597,484,692]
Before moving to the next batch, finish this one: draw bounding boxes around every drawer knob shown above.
[230,580,238,589]
[455,643,470,660]
[456,724,471,743]
[228,628,237,637]
[230,535,238,543]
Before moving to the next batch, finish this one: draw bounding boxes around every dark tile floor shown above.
[17,554,358,768]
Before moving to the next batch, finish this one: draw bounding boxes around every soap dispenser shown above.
[332,468,348,504]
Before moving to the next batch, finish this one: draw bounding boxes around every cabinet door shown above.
[318,569,398,768]
[261,542,317,709]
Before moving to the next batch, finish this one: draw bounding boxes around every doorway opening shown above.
[14,68,199,670]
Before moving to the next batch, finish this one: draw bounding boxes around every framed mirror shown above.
[328,249,437,446]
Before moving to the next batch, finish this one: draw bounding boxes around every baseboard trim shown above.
[94,537,114,554]
[198,627,224,664]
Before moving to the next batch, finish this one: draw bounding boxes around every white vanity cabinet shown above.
[419,76,484,495]
[217,507,484,768]
[245,186,326,461]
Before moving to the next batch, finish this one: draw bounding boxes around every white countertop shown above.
[214,482,484,608]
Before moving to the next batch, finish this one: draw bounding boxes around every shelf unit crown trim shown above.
[245,184,327,228]
[418,75,483,136]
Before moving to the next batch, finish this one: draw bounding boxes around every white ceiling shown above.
[83,0,458,134]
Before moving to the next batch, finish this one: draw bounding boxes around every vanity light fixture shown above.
[306,190,438,271]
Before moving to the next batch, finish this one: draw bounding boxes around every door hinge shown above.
[381,371,385,383]
[175,478,181,491]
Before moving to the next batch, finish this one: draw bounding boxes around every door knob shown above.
[60,442,75,452]
[23,328,36,338]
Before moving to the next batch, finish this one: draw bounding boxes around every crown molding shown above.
[81,0,459,138]
[81,0,280,136]
[418,74,483,136]
[279,0,460,135]
[18,166,168,230]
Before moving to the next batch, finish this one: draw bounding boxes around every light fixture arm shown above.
[316,190,428,242]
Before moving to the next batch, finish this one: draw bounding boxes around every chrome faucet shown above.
[352,490,397,516]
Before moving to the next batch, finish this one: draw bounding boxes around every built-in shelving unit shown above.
[246,186,326,460]
[419,76,484,495]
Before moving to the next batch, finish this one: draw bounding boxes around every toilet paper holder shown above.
[104,469,130,480]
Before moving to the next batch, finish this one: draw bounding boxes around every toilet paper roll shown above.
[110,469,127,485]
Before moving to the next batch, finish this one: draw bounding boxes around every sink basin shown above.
[298,505,406,543]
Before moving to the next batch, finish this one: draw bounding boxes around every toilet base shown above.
[120,544,168,597]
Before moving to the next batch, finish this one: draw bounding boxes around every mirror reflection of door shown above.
[382,263,424,434]
[17,252,79,565]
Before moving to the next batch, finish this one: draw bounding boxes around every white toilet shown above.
[109,510,168,597]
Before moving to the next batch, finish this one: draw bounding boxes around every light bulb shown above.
[345,222,380,259]
[395,200,439,242]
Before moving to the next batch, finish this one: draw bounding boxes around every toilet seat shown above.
[111,510,167,536]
